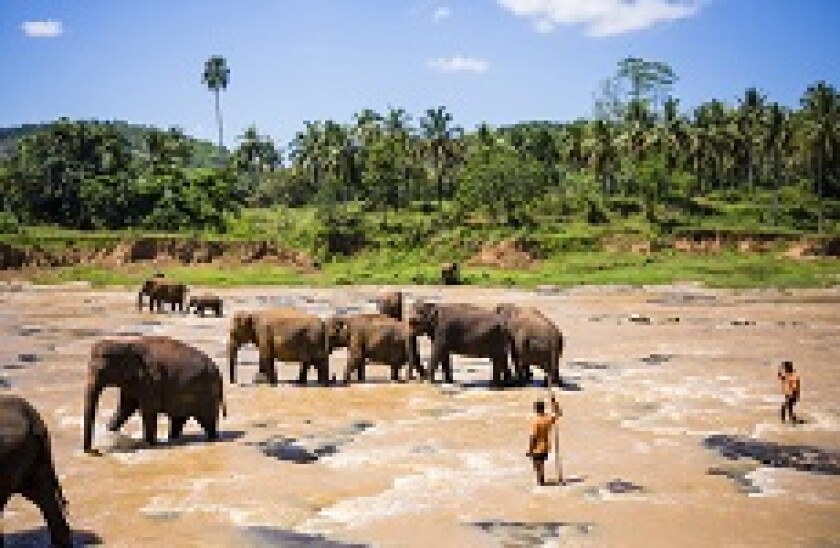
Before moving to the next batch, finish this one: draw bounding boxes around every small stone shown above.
[628,314,652,324]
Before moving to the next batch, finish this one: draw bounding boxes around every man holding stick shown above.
[526,393,562,486]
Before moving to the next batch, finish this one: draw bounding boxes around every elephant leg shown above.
[316,359,330,386]
[442,353,454,384]
[169,416,188,440]
[196,414,219,441]
[296,363,308,385]
[390,365,400,382]
[258,344,278,386]
[491,352,507,389]
[429,344,442,383]
[108,394,139,432]
[20,463,71,548]
[142,411,158,446]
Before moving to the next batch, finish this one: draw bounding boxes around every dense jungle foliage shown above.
[1,58,837,244]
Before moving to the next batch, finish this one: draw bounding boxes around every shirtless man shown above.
[778,360,801,424]
[526,394,562,486]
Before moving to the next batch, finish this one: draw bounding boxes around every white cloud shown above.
[497,0,702,37]
[21,20,63,38]
[432,6,452,21]
[426,56,489,74]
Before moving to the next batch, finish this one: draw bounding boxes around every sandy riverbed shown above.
[1,283,839,547]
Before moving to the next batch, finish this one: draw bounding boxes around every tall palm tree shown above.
[736,87,766,192]
[586,120,618,195]
[420,106,461,208]
[202,56,230,150]
[800,81,839,233]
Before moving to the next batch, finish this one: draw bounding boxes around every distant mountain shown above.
[0,120,225,167]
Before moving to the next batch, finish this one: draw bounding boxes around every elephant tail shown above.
[219,376,228,418]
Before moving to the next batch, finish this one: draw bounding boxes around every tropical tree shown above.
[800,81,839,231]
[420,106,461,208]
[202,56,230,150]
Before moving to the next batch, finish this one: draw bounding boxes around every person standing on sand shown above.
[526,394,562,486]
[778,360,801,424]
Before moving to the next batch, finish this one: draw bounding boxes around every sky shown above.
[1,0,838,148]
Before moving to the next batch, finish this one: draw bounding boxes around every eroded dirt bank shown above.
[1,284,839,546]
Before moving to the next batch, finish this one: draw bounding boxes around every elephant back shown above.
[0,394,47,459]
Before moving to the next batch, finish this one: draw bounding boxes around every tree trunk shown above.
[773,149,780,226]
[214,90,224,151]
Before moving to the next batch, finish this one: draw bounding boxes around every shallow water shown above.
[1,284,839,546]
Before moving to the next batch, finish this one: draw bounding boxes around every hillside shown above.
[0,120,224,167]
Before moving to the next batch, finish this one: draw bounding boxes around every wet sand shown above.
[1,283,839,547]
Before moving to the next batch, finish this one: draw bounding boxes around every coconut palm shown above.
[420,106,461,208]
[800,81,839,232]
[202,56,230,150]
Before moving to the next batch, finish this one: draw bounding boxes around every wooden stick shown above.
[547,375,563,486]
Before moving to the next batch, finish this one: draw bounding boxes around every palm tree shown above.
[800,81,839,233]
[420,106,461,208]
[586,120,618,195]
[764,103,790,225]
[736,87,766,192]
[202,56,230,150]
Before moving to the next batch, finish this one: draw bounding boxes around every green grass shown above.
[17,250,839,289]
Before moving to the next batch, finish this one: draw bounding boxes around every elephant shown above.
[1,394,72,547]
[83,336,227,454]
[189,294,223,317]
[137,278,188,313]
[326,313,423,384]
[441,263,460,285]
[228,308,330,386]
[374,291,403,321]
[409,302,511,388]
[495,304,563,387]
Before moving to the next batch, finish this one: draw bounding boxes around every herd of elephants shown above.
[0,274,565,546]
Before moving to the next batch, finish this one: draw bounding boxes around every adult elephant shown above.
[137,278,188,313]
[1,394,72,547]
[374,291,403,321]
[495,304,563,387]
[326,313,423,384]
[228,308,330,386]
[409,302,511,388]
[83,336,227,454]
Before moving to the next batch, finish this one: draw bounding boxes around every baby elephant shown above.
[1,394,72,547]
[327,313,423,384]
[189,294,224,317]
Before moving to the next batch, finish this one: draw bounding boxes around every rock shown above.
[471,521,592,545]
[707,465,762,494]
[628,314,652,324]
[243,526,365,547]
[566,360,611,370]
[603,479,644,494]
[18,353,39,364]
[535,285,561,296]
[731,318,755,326]
[0,377,10,388]
[703,435,840,475]
[640,354,673,366]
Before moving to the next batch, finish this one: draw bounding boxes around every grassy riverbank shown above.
[8,250,838,289]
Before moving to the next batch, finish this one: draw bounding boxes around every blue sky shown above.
[1,0,838,148]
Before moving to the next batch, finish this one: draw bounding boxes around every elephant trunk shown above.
[228,337,239,384]
[83,379,104,453]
